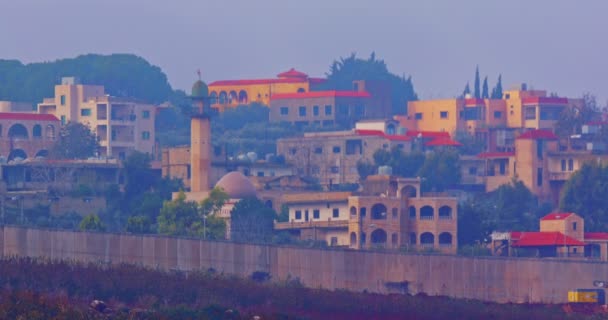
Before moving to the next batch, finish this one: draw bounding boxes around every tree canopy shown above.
[322,52,417,115]
[230,197,276,243]
[559,162,608,231]
[0,54,172,104]
[50,122,100,159]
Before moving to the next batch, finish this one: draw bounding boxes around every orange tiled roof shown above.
[271,90,371,100]
[541,212,574,221]
[0,112,59,121]
[511,231,584,247]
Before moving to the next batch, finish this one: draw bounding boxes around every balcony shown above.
[549,171,572,181]
[274,220,348,230]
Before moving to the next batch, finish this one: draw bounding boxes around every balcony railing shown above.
[419,215,434,220]
[274,220,348,230]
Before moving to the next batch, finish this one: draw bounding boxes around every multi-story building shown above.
[0,112,60,161]
[274,175,458,253]
[0,101,35,113]
[277,120,412,188]
[460,129,608,204]
[401,85,582,153]
[208,68,325,111]
[37,77,157,160]
[268,80,391,127]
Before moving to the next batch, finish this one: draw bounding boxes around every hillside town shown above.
[1,62,608,263]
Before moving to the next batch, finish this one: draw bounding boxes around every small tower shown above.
[190,74,211,193]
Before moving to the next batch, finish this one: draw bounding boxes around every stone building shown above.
[275,175,458,253]
[0,112,60,161]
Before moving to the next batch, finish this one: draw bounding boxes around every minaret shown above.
[190,72,211,193]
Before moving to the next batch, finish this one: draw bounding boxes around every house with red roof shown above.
[208,68,325,111]
[491,212,608,260]
[269,79,391,127]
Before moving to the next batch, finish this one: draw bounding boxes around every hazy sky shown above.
[2,1,607,101]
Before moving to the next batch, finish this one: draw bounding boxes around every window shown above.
[313,105,319,116]
[332,146,341,153]
[313,209,320,219]
[60,115,66,125]
[290,148,297,155]
[314,147,322,154]
[142,131,151,140]
[325,105,332,115]
[494,111,502,119]
[568,159,574,171]
[295,210,302,220]
[468,167,477,175]
[280,107,289,115]
[415,112,423,120]
[332,208,339,218]
[299,106,306,117]
[330,166,339,174]
[537,168,543,186]
[257,171,264,177]
[142,110,150,119]
[60,95,66,106]
[440,111,448,119]
[505,94,510,99]
[537,140,544,159]
[561,159,566,171]
[573,222,577,231]
[524,106,536,120]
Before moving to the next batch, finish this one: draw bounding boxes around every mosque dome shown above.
[214,171,257,199]
[191,79,209,98]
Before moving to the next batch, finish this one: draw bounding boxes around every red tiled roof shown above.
[355,129,411,142]
[277,68,308,79]
[209,78,309,86]
[405,130,450,139]
[516,129,558,140]
[541,212,574,221]
[464,98,485,106]
[511,231,584,247]
[0,112,59,122]
[522,97,568,105]
[476,152,515,159]
[425,137,462,147]
[271,90,371,100]
[585,232,608,241]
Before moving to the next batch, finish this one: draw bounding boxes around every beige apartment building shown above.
[37,77,157,160]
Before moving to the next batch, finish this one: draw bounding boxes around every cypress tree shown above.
[491,74,503,99]
[482,76,489,99]
[474,66,481,98]
[462,82,471,97]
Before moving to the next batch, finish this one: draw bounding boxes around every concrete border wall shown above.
[2,226,606,303]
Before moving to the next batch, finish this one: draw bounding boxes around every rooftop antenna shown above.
[197,69,202,81]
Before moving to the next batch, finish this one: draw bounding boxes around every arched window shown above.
[401,185,417,198]
[297,88,306,93]
[45,125,56,140]
[420,206,434,220]
[439,206,452,220]
[350,206,357,217]
[350,232,357,247]
[439,232,453,247]
[219,91,228,104]
[229,90,238,103]
[35,150,48,158]
[420,232,434,248]
[32,124,42,138]
[238,90,248,104]
[370,229,387,247]
[386,123,396,135]
[209,91,218,104]
[8,149,27,161]
[371,203,387,220]
[8,124,28,139]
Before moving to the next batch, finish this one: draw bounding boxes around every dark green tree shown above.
[50,122,100,159]
[482,76,489,99]
[560,162,608,231]
[474,66,481,99]
[418,149,461,192]
[122,151,156,198]
[230,197,276,243]
[322,52,417,115]
[356,160,377,180]
[486,179,545,231]
[491,74,503,99]
[458,201,493,246]
[157,191,200,236]
[454,131,486,155]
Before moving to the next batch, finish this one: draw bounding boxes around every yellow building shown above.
[37,77,157,160]
[208,68,324,111]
